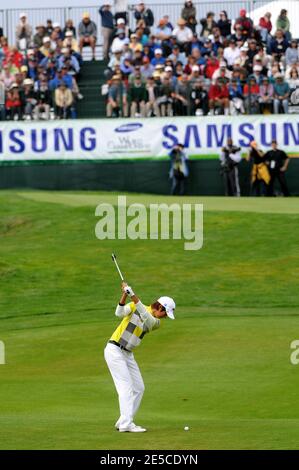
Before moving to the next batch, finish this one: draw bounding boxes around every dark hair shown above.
[151,301,166,311]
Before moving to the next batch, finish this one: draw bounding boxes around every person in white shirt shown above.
[223,39,240,68]
[172,18,193,54]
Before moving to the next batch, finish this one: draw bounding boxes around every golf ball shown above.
[184,426,189,431]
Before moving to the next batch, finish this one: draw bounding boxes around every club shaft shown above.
[112,255,124,281]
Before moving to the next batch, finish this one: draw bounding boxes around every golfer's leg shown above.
[104,344,134,429]
[126,353,145,419]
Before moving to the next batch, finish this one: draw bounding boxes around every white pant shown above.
[104,342,145,429]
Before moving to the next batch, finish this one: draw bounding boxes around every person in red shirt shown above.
[244,77,260,114]
[259,12,272,44]
[205,56,220,80]
[234,9,253,39]
[208,77,229,115]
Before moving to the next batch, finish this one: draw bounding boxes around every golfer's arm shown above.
[131,295,159,329]
[115,293,132,318]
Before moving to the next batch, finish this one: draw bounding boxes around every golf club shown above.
[111,253,125,281]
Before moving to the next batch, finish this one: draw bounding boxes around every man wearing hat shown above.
[223,39,241,68]
[78,12,97,60]
[33,24,46,48]
[134,2,154,28]
[172,18,193,54]
[104,282,175,432]
[99,3,114,60]
[16,12,33,50]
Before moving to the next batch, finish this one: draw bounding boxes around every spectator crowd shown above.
[0,11,99,120]
[0,3,299,121]
[102,2,299,118]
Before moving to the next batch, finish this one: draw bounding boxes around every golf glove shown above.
[125,285,135,297]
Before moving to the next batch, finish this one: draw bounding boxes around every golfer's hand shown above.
[124,285,135,297]
[121,281,127,292]
[280,167,286,172]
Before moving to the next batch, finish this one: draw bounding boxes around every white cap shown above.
[65,31,73,37]
[165,66,172,72]
[53,22,60,28]
[20,12,27,18]
[192,65,199,72]
[155,48,162,55]
[158,296,176,320]
[43,37,51,43]
[117,18,125,25]
[253,64,262,72]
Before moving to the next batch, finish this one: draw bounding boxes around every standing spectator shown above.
[220,138,242,196]
[273,74,290,114]
[285,40,299,67]
[181,1,196,23]
[46,19,53,37]
[208,77,229,115]
[259,76,274,114]
[128,73,148,117]
[54,82,73,118]
[78,12,97,61]
[169,143,189,195]
[258,12,272,45]
[33,25,46,48]
[264,140,290,196]
[114,0,128,25]
[99,3,114,61]
[0,26,3,38]
[276,9,291,42]
[134,2,154,29]
[217,11,231,38]
[234,9,253,39]
[0,80,5,120]
[246,140,270,196]
[16,12,32,50]
[189,78,208,115]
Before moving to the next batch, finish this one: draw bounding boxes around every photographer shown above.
[169,143,189,195]
[220,138,242,196]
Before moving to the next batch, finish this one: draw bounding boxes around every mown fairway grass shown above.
[0,190,299,450]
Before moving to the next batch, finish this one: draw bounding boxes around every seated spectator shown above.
[234,9,253,39]
[212,61,231,84]
[39,37,52,59]
[0,64,15,90]
[244,76,260,113]
[259,76,274,113]
[140,56,154,79]
[128,72,148,117]
[111,29,127,54]
[22,78,36,119]
[145,76,157,116]
[106,75,127,117]
[135,21,150,44]
[223,39,240,68]
[33,76,52,120]
[172,18,193,55]
[16,12,32,50]
[229,78,245,114]
[151,48,165,66]
[273,73,290,114]
[5,83,22,120]
[134,2,154,29]
[285,40,299,67]
[154,18,172,50]
[208,77,229,115]
[200,11,216,38]
[0,80,5,120]
[63,19,76,38]
[58,48,80,76]
[189,78,208,115]
[217,11,231,38]
[251,64,264,85]
[258,12,272,45]
[205,55,220,80]
[33,25,46,48]
[287,68,299,93]
[154,75,175,116]
[173,72,189,115]
[54,81,73,118]
[52,23,63,41]
[168,44,186,66]
[276,9,291,42]
[270,29,289,62]
[63,31,80,54]
[78,12,97,60]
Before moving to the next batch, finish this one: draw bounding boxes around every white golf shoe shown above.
[119,423,147,433]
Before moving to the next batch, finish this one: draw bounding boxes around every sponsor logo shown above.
[114,123,143,133]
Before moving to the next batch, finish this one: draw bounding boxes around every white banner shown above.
[0,114,299,161]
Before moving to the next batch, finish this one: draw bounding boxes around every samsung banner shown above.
[0,115,299,162]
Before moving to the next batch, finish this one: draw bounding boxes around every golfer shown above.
[104,282,175,433]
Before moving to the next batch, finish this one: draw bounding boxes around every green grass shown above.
[0,190,299,450]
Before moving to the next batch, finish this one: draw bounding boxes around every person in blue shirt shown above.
[151,48,166,66]
[58,48,80,75]
[99,4,114,61]
[273,74,290,114]
[49,68,73,91]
